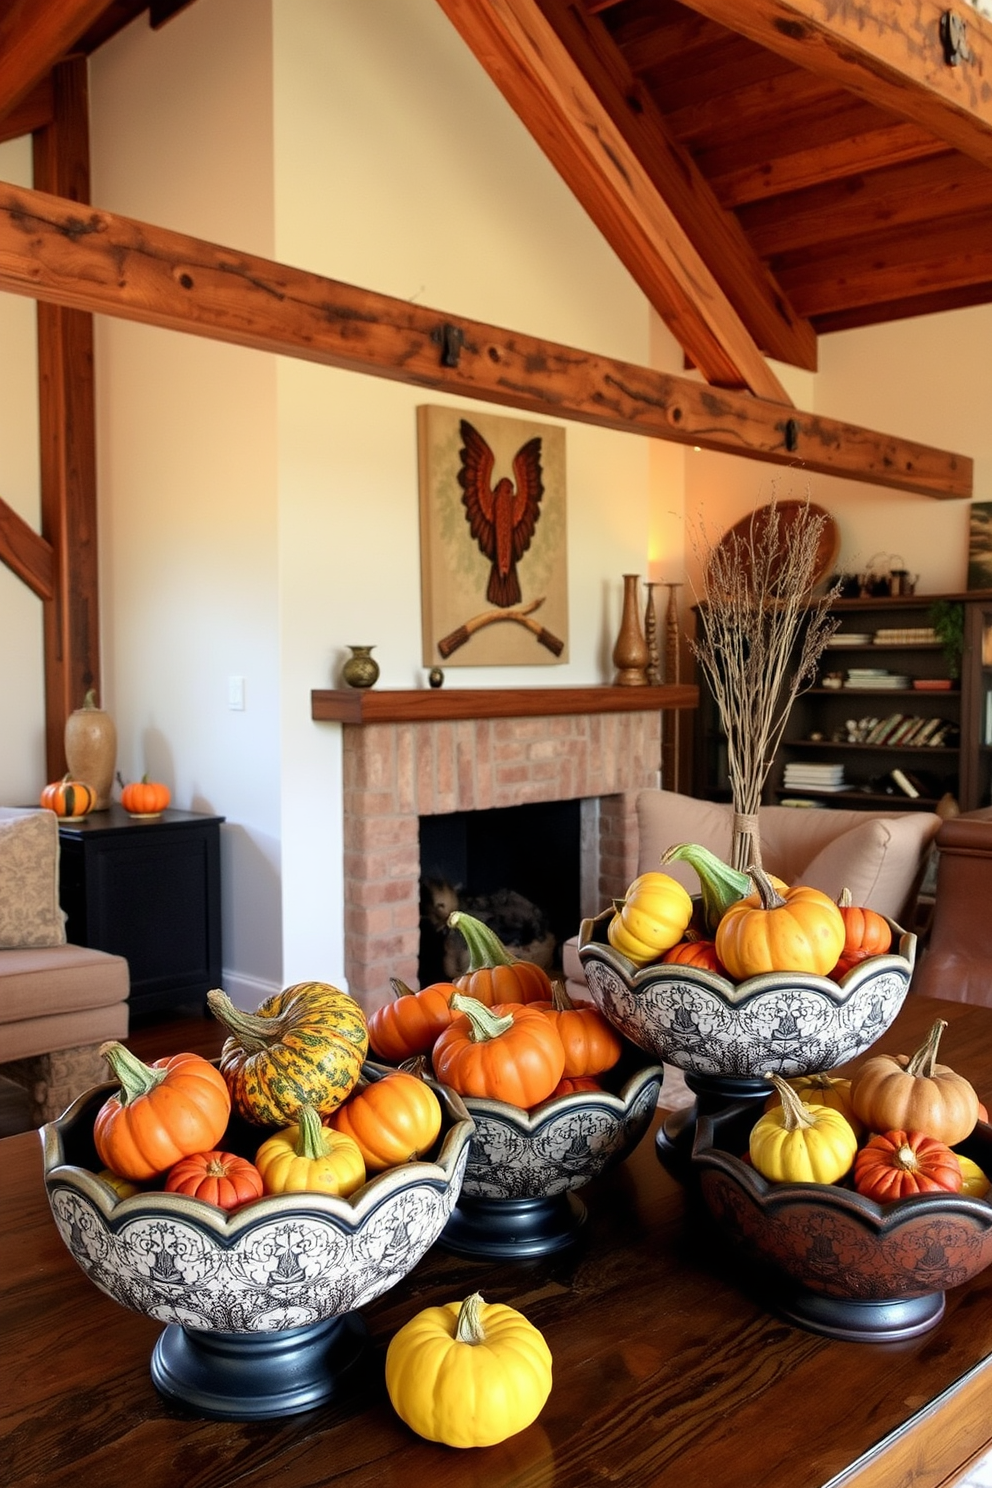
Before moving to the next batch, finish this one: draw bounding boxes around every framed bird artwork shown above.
[417,405,569,667]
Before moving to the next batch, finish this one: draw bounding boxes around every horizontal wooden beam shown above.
[434,0,791,401]
[678,0,992,171]
[0,178,972,499]
[0,0,109,124]
[312,684,699,724]
[0,495,54,600]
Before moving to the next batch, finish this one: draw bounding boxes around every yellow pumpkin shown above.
[715,865,846,979]
[254,1104,366,1196]
[607,871,693,966]
[749,1074,858,1184]
[957,1153,991,1199]
[762,1072,864,1138]
[385,1291,553,1448]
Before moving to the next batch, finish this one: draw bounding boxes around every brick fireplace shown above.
[311,685,696,1013]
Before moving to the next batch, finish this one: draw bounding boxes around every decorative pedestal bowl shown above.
[41,1073,475,1421]
[691,1102,992,1342]
[439,1058,664,1260]
[576,907,916,1177]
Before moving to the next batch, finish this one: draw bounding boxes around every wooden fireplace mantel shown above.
[310,683,698,724]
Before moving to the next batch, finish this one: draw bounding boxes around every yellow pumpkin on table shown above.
[749,1073,858,1184]
[385,1291,553,1448]
[254,1104,366,1197]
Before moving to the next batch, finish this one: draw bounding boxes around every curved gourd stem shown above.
[449,992,514,1044]
[207,987,285,1052]
[747,863,788,911]
[764,1073,814,1132]
[99,1040,167,1102]
[454,1292,488,1345]
[905,1018,949,1079]
[448,911,517,970]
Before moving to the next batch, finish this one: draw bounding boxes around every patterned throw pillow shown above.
[0,810,67,948]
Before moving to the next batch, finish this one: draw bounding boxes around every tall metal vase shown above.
[612,575,650,686]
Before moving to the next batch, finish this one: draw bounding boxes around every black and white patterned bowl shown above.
[41,1067,474,1335]
[577,907,916,1082]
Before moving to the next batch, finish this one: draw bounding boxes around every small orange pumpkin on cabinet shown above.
[120,773,171,818]
[40,774,95,818]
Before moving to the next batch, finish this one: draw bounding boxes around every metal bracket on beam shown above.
[940,11,972,66]
[432,323,465,367]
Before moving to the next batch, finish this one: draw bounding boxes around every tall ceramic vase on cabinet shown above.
[64,690,117,810]
[613,575,650,685]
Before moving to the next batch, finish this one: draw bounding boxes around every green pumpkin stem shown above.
[448,911,517,970]
[206,987,286,1053]
[454,1292,488,1345]
[660,842,751,936]
[81,688,99,709]
[550,980,574,1012]
[905,1018,948,1080]
[99,1040,167,1103]
[764,1073,815,1132]
[449,991,514,1043]
[747,863,788,912]
[293,1104,329,1160]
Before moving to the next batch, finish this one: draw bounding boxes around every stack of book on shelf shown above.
[783,762,847,793]
[844,668,911,689]
[863,714,951,746]
[873,627,939,645]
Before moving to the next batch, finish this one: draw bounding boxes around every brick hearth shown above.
[311,687,698,1013]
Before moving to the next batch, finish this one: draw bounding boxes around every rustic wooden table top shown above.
[4,994,992,1488]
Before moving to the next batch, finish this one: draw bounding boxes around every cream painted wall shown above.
[0,136,44,805]
[89,0,283,1000]
[271,0,663,984]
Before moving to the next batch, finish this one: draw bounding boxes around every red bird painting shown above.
[457,418,544,608]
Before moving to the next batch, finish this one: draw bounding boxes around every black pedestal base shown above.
[439,1191,587,1258]
[656,1073,771,1181]
[777,1287,945,1342]
[150,1312,369,1420]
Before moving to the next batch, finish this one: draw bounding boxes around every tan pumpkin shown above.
[849,1018,980,1147]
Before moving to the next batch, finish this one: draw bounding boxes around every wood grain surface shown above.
[4,994,992,1488]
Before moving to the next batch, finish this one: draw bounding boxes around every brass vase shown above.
[64,689,116,810]
[612,575,650,686]
[341,646,380,689]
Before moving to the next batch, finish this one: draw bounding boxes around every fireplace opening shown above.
[418,800,582,987]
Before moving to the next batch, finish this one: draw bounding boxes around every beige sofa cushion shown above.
[635,789,940,923]
[0,943,129,1025]
[0,809,66,949]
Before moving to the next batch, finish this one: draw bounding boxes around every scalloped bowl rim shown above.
[457,1060,665,1134]
[42,1073,476,1239]
[692,1103,992,1237]
[577,907,916,1007]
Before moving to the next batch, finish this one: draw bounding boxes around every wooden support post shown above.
[32,56,99,780]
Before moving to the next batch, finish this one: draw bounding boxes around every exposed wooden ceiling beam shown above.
[0,75,54,146]
[0,495,54,600]
[0,178,971,499]
[534,0,816,369]
[433,0,792,401]
[677,0,992,170]
[0,0,110,124]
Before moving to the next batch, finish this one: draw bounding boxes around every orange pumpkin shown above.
[431,993,565,1107]
[94,1042,232,1181]
[164,1150,264,1211]
[367,977,458,1063]
[40,774,95,818]
[662,932,728,976]
[853,1129,963,1202]
[329,1068,443,1170]
[450,911,554,1007]
[120,773,171,817]
[849,1018,980,1147]
[830,887,893,979]
[537,982,623,1078]
[715,865,846,980]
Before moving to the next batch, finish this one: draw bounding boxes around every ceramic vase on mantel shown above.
[613,575,650,686]
[64,690,116,810]
[341,646,380,689]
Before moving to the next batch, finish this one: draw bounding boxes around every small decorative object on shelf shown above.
[612,574,650,685]
[64,689,117,811]
[341,645,380,689]
[427,667,444,689]
[643,581,661,685]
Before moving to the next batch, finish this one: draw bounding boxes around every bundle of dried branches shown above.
[690,498,840,873]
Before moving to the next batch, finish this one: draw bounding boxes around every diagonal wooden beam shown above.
[677,0,992,171]
[433,0,792,402]
[0,177,971,499]
[0,0,110,124]
[0,495,54,600]
[0,75,54,147]
[534,0,816,370]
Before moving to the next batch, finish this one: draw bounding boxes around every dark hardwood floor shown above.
[0,1005,227,1139]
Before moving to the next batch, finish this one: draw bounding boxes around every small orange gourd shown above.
[715,865,846,980]
[849,1018,980,1146]
[40,774,95,818]
[120,773,171,817]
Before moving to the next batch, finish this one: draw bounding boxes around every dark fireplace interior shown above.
[418,800,582,987]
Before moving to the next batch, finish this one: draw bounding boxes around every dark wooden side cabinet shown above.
[58,806,224,1016]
